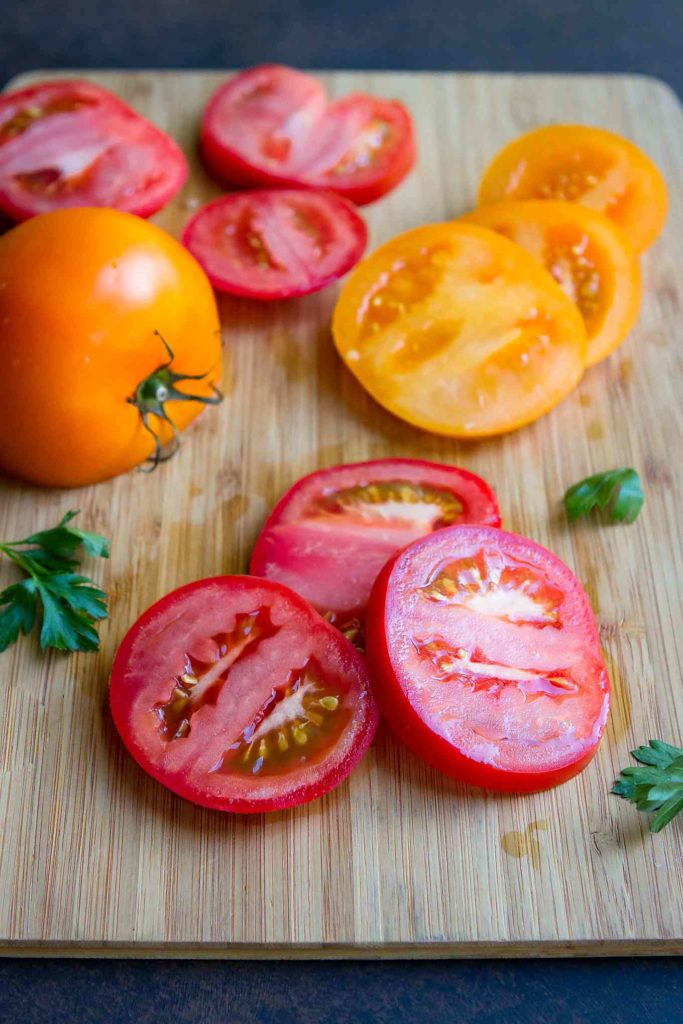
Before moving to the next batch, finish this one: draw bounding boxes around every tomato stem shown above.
[128,332,223,471]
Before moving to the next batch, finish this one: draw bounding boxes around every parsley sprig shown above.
[0,511,110,653]
[613,740,683,833]
[564,468,644,524]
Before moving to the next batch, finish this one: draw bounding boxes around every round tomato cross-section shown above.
[366,525,610,792]
[250,459,501,643]
[110,576,379,813]
[181,190,367,300]
[461,200,642,368]
[0,79,187,221]
[200,65,416,205]
[477,124,667,252]
[332,222,587,438]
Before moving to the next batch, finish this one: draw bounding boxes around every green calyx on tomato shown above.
[128,332,223,471]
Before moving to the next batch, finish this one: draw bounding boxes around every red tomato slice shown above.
[181,190,367,300]
[366,525,609,792]
[200,65,416,205]
[250,459,501,644]
[0,79,187,221]
[109,576,378,813]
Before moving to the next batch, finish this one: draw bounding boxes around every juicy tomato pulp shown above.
[0,79,187,222]
[333,222,587,438]
[478,124,668,252]
[366,525,610,792]
[200,65,416,205]
[250,459,501,644]
[182,190,368,300]
[461,200,642,367]
[109,577,379,812]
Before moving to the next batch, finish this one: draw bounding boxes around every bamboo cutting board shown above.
[1,69,682,958]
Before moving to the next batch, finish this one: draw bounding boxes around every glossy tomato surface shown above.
[0,79,187,221]
[478,124,668,252]
[0,208,221,487]
[182,190,367,300]
[200,65,416,205]
[110,576,379,813]
[366,525,610,792]
[250,459,501,642]
[333,222,587,438]
[461,200,642,367]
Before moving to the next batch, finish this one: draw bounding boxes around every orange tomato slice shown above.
[332,222,587,438]
[461,200,641,367]
[478,125,668,252]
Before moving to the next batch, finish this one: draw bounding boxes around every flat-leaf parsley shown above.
[0,511,109,653]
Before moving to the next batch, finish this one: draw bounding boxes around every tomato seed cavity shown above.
[153,608,274,740]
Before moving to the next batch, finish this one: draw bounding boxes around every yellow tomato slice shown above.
[332,222,587,438]
[461,200,641,366]
[478,125,668,252]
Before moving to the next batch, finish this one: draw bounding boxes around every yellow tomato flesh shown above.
[333,222,587,437]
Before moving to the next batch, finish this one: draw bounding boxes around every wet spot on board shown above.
[501,820,549,870]
[617,357,634,385]
[643,454,673,488]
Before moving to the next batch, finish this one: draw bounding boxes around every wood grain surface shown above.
[1,69,682,958]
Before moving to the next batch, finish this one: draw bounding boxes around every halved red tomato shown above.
[366,525,610,792]
[250,459,501,644]
[181,190,367,299]
[200,65,416,205]
[109,576,378,813]
[0,79,187,221]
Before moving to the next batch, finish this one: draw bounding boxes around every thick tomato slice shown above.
[181,190,367,300]
[333,222,587,438]
[366,525,610,793]
[477,125,668,252]
[250,459,501,643]
[0,79,187,221]
[461,200,642,367]
[200,65,416,205]
[109,576,378,813]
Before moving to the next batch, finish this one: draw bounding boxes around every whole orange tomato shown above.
[0,207,222,487]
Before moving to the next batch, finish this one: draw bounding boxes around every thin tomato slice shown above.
[250,459,501,643]
[0,79,187,221]
[109,576,378,813]
[181,190,367,300]
[333,222,587,437]
[461,200,642,367]
[478,124,668,252]
[200,65,416,205]
[366,525,610,792]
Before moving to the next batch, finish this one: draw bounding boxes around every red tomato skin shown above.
[109,576,379,814]
[199,67,416,206]
[0,80,188,222]
[180,190,368,300]
[366,529,609,793]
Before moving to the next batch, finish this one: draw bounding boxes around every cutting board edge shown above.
[3,67,682,113]
[1,939,682,959]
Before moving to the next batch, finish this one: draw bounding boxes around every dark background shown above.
[2,0,682,1020]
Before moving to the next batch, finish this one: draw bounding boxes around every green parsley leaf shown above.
[0,580,38,651]
[0,511,109,654]
[564,468,644,524]
[612,740,683,832]
[22,510,111,562]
